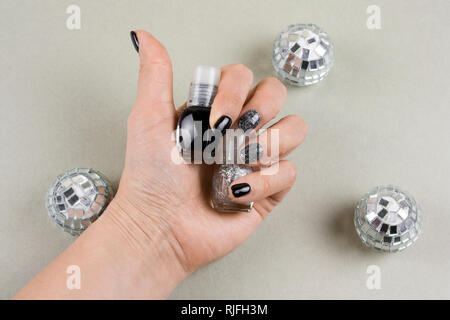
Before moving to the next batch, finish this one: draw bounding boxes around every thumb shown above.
[131,30,175,119]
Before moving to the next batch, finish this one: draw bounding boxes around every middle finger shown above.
[209,64,254,135]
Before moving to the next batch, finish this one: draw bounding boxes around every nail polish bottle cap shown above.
[192,65,221,87]
[188,66,221,107]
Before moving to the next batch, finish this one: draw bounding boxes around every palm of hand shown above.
[118,108,271,271]
[112,31,302,272]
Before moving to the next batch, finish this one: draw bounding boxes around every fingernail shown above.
[231,183,251,198]
[238,110,261,132]
[130,31,139,53]
[213,116,232,136]
[240,143,263,164]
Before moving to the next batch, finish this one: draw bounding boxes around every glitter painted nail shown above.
[240,143,263,164]
[238,110,261,132]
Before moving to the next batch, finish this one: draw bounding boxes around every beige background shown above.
[1,0,449,299]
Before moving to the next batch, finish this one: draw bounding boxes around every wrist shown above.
[14,195,188,299]
[96,196,189,298]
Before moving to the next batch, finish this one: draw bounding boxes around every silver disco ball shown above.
[272,23,334,86]
[46,168,114,236]
[354,185,422,252]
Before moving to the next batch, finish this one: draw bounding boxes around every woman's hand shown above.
[15,30,307,299]
[110,30,307,273]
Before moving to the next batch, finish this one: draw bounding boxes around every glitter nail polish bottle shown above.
[46,168,114,236]
[212,164,254,212]
[211,132,255,213]
[210,109,263,212]
[176,66,221,162]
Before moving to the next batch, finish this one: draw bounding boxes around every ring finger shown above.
[238,114,308,166]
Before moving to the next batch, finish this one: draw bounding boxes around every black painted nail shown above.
[240,143,263,164]
[238,110,261,132]
[130,31,139,53]
[231,183,251,198]
[213,116,232,136]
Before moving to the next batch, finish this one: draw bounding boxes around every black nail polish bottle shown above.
[176,66,221,162]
